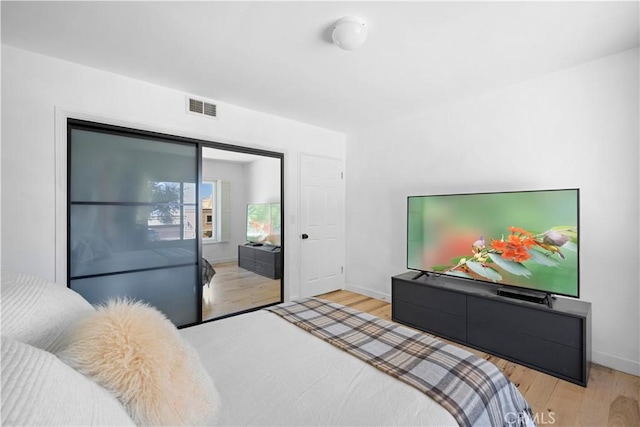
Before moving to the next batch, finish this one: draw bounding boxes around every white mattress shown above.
[180,309,457,426]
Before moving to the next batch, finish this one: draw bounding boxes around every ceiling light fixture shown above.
[331,16,368,51]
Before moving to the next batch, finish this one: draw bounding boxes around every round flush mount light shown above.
[331,16,368,51]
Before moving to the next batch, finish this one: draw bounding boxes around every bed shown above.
[1,271,534,426]
[180,305,458,426]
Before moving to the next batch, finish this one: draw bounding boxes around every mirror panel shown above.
[201,147,283,321]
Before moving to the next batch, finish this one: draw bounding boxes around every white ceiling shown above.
[2,1,638,133]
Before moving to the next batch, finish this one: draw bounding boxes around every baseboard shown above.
[344,283,391,302]
[592,350,640,376]
[208,257,237,265]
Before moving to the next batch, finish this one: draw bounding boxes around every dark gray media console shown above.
[238,244,282,279]
[392,272,591,386]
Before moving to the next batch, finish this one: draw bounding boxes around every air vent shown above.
[203,102,217,117]
[186,96,218,119]
[189,98,203,114]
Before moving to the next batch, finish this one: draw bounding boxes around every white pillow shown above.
[57,299,220,426]
[1,271,95,352]
[1,335,135,426]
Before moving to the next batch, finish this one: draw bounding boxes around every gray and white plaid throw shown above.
[267,298,534,427]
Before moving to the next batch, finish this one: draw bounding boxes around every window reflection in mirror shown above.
[201,147,282,321]
[201,180,230,243]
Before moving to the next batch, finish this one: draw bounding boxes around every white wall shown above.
[345,48,640,375]
[245,157,281,205]
[1,45,346,301]
[201,159,246,264]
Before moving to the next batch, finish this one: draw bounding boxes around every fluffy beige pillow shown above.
[57,299,219,426]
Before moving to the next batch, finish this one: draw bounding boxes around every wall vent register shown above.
[187,97,217,118]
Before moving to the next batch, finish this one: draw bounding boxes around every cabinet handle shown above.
[301,233,309,239]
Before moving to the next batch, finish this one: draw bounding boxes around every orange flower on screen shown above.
[491,239,506,251]
[502,247,517,259]
[513,245,530,263]
[492,226,533,263]
[521,236,535,248]
[507,234,521,246]
[509,226,532,237]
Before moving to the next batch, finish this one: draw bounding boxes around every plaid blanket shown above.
[267,298,534,427]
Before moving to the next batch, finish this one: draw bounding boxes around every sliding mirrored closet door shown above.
[67,119,284,327]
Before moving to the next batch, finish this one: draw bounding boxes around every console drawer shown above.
[467,321,582,382]
[468,296,582,348]
[255,249,275,262]
[393,280,466,317]
[393,299,466,342]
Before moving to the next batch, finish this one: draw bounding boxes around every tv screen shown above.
[246,203,281,246]
[407,189,579,298]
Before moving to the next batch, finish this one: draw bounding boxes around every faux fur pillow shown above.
[56,299,219,426]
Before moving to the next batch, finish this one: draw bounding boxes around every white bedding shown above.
[180,309,457,426]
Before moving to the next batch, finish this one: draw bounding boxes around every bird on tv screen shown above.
[407,189,579,297]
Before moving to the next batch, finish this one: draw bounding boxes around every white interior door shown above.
[300,154,344,297]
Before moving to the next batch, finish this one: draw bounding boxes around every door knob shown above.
[301,233,309,239]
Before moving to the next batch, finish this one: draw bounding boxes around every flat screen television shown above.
[246,203,281,246]
[407,189,579,298]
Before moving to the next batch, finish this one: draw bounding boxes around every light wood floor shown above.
[202,261,280,321]
[319,289,640,427]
